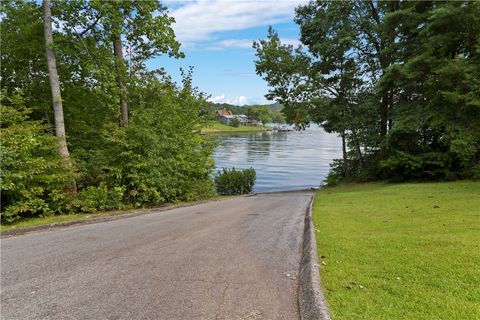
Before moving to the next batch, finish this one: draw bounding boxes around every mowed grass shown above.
[202,122,271,133]
[313,181,480,320]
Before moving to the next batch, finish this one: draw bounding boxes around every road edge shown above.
[0,197,237,239]
[299,195,331,320]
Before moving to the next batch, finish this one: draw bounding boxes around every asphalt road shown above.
[1,192,313,320]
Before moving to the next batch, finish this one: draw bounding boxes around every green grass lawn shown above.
[202,122,271,133]
[313,181,480,320]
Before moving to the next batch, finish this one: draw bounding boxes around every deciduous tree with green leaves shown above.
[1,1,215,222]
[254,0,480,182]
[58,0,184,126]
[247,105,273,125]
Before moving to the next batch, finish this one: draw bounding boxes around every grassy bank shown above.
[0,211,123,232]
[313,181,480,320]
[202,122,271,133]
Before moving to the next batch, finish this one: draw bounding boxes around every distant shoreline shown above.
[202,122,273,134]
[201,128,272,134]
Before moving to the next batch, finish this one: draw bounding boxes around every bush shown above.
[80,75,216,207]
[73,184,125,212]
[214,167,256,195]
[1,75,217,223]
[0,98,76,223]
[231,117,240,127]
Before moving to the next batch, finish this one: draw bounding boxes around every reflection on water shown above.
[212,124,343,192]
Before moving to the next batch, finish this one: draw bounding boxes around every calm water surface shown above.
[213,125,342,192]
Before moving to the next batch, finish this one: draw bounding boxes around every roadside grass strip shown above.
[0,196,235,233]
[313,181,480,320]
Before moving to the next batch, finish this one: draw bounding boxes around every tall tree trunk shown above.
[113,35,128,127]
[388,91,394,130]
[43,0,76,191]
[380,96,388,138]
[351,128,364,168]
[341,130,349,177]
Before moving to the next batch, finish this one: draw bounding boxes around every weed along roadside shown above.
[1,168,257,237]
[0,196,238,237]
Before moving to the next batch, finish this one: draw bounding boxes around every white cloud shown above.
[216,39,255,49]
[202,37,301,51]
[208,94,250,105]
[169,0,307,49]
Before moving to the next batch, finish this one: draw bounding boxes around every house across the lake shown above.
[216,108,233,119]
[216,109,257,126]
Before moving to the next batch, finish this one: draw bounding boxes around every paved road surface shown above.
[1,192,313,320]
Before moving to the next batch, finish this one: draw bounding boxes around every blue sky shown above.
[147,0,307,105]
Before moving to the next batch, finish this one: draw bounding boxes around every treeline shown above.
[1,1,215,222]
[205,102,286,124]
[255,1,480,183]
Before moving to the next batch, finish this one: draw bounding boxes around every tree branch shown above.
[79,15,102,37]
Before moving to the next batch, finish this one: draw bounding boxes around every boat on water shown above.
[273,124,294,132]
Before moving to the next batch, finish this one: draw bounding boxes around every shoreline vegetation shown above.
[313,181,480,320]
[254,2,480,184]
[0,195,236,233]
[201,122,272,134]
[2,2,218,224]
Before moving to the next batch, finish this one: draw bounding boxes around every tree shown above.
[271,110,286,124]
[231,117,241,127]
[1,1,216,220]
[255,0,480,182]
[254,17,366,177]
[247,106,273,125]
[59,0,184,126]
[378,1,480,180]
[43,0,75,191]
[1,1,50,117]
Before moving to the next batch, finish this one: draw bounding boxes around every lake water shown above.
[212,125,343,192]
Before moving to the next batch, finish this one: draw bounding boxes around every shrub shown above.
[0,98,76,223]
[324,159,345,187]
[214,167,256,195]
[81,75,216,207]
[1,75,216,223]
[73,184,125,212]
[231,117,240,127]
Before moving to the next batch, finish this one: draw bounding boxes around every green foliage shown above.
[254,1,480,183]
[247,106,273,125]
[214,168,256,195]
[81,73,216,207]
[73,185,125,213]
[1,2,216,223]
[1,0,51,120]
[270,110,286,124]
[230,117,240,127]
[205,102,285,124]
[0,97,75,222]
[58,0,184,64]
[324,160,347,187]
